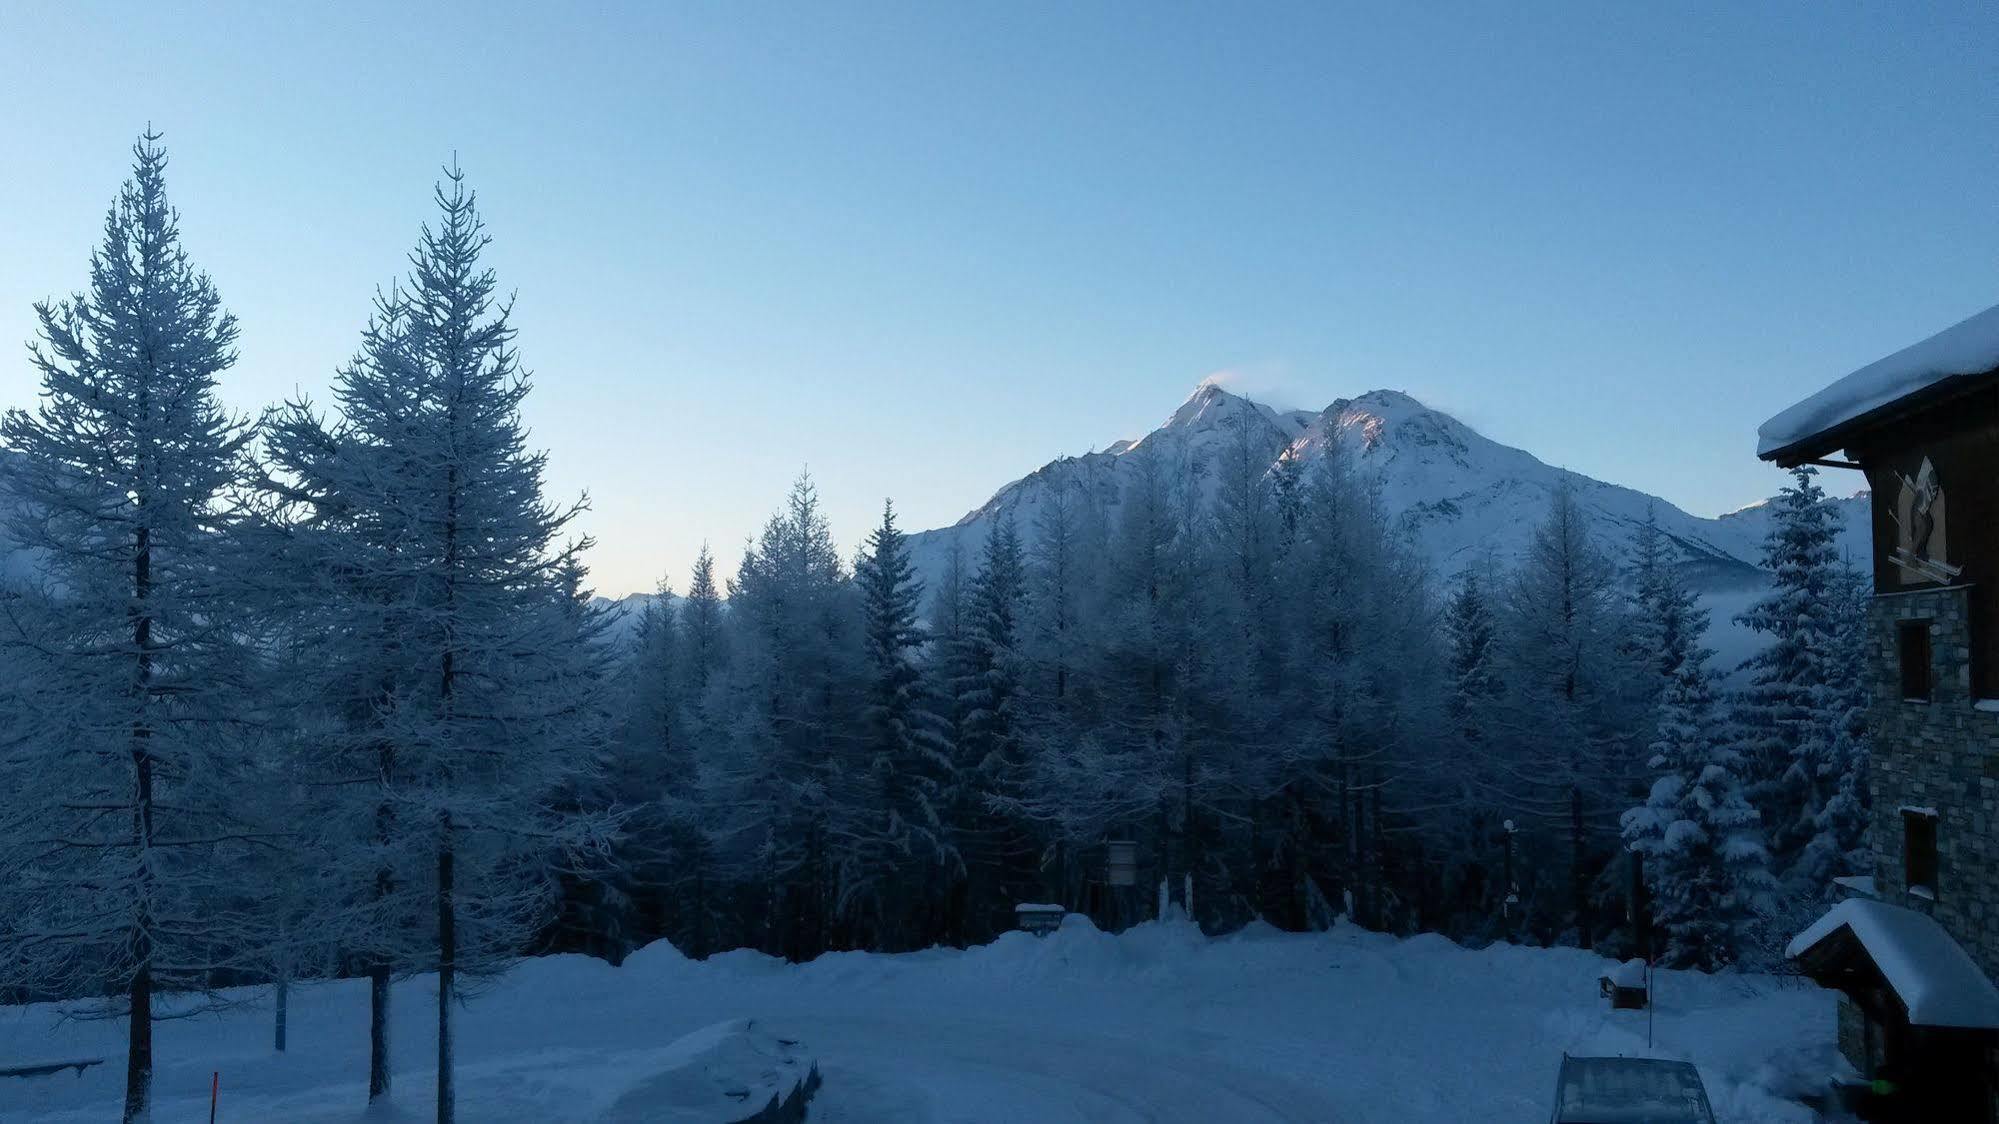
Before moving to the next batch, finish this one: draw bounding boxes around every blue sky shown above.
[4,3,1997,595]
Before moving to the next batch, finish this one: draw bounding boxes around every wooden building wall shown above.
[1853,387,1999,699]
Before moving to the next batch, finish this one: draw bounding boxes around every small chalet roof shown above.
[1787,899,1999,1029]
[1757,301,1999,464]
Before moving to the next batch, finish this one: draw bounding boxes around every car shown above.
[1550,1055,1718,1124]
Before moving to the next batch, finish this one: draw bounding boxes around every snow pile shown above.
[1757,301,1999,457]
[1786,898,1999,1028]
[596,1018,816,1123]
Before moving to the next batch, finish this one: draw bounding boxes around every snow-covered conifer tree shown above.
[1790,562,1872,898]
[263,165,608,1123]
[680,544,727,705]
[1446,568,1502,744]
[1734,466,1844,883]
[950,514,1035,937]
[1629,509,1704,683]
[1496,484,1642,942]
[710,472,861,958]
[0,132,262,1124]
[846,501,950,944]
[1620,640,1771,968]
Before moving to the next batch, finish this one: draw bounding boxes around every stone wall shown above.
[1837,995,1868,1073]
[1869,586,1999,981]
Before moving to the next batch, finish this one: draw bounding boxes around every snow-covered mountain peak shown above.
[904,382,1869,604]
[1162,380,1255,433]
[1149,381,1312,447]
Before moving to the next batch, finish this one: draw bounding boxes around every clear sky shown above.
[4,3,1997,596]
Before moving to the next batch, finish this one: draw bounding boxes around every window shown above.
[1903,810,1939,900]
[1898,620,1932,702]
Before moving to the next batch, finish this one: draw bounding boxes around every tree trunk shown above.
[1570,783,1588,943]
[123,962,151,1124]
[124,524,155,1124]
[437,818,455,1124]
[274,973,288,1053]
[369,966,391,1099]
[370,780,394,1101]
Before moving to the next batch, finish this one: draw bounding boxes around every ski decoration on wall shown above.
[1891,456,1962,585]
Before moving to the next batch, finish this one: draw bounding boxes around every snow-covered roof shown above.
[1831,875,1878,899]
[1758,302,1999,460]
[1786,899,1999,1028]
[1608,958,1647,988]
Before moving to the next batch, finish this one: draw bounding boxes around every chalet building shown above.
[1760,304,1999,1119]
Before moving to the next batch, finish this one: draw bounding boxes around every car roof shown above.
[1552,1056,1715,1124]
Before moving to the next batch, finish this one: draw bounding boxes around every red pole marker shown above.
[210,1070,220,1124]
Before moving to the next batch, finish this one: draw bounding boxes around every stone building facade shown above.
[1869,585,1999,979]
[1760,305,1999,1119]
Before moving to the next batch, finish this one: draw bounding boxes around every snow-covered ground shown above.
[0,917,1838,1123]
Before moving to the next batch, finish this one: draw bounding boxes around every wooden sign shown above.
[1106,840,1137,887]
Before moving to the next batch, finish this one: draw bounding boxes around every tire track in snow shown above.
[783,1014,1340,1123]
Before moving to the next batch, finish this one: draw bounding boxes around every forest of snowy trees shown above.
[0,136,1875,1123]
[591,457,1866,976]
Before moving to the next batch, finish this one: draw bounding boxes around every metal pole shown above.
[1646,961,1654,1051]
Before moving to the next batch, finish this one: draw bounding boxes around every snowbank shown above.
[596,1018,817,1123]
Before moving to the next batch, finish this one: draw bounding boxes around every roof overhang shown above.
[1759,371,1996,467]
[1788,899,1999,1030]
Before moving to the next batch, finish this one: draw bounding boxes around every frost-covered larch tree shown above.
[1497,484,1643,942]
[263,165,608,1124]
[1621,557,1771,969]
[710,472,860,958]
[1628,510,1701,683]
[1445,567,1502,745]
[0,131,262,1124]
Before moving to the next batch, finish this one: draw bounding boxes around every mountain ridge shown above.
[904,382,1869,597]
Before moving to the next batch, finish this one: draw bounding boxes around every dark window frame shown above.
[1897,619,1933,702]
[1903,809,1939,900]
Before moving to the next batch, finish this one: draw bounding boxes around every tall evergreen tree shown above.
[0,131,261,1124]
[264,165,608,1123]
[1790,563,1873,899]
[1497,484,1642,942]
[846,501,949,944]
[951,514,1035,937]
[1446,567,1502,743]
[1629,509,1705,683]
[1734,466,1844,883]
[680,543,726,704]
[1621,602,1770,969]
[591,578,686,955]
[710,472,860,959]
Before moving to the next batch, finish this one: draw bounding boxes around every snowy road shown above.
[0,917,1835,1123]
[793,1014,1343,1123]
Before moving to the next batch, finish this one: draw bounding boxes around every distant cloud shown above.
[1195,361,1306,412]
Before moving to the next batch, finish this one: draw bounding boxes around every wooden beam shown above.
[1806,457,1863,471]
